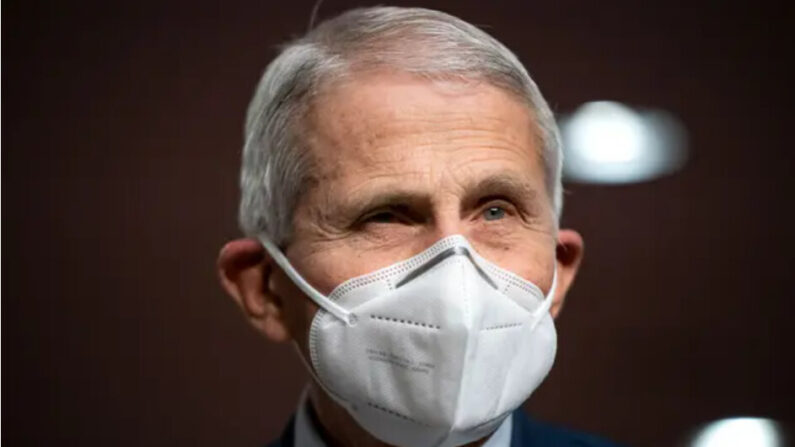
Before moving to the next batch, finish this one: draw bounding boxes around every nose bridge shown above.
[426,192,465,244]
[395,244,498,290]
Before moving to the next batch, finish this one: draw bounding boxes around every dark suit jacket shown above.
[266,408,622,447]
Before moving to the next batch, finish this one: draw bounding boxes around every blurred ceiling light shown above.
[691,418,782,447]
[560,101,687,184]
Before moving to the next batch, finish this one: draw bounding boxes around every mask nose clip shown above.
[394,245,499,290]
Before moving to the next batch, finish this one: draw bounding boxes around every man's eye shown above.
[365,211,399,224]
[483,206,506,221]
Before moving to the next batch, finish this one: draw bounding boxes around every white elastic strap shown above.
[532,267,558,323]
[291,340,350,410]
[291,340,325,391]
[259,236,353,325]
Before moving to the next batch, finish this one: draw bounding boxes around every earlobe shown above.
[217,239,291,342]
[550,229,585,319]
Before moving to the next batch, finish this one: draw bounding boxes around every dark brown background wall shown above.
[3,1,792,445]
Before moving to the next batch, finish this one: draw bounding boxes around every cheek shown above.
[516,249,557,292]
[514,256,556,290]
[290,236,424,291]
[472,236,556,288]
[271,267,320,350]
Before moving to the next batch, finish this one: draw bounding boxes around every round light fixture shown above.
[691,417,783,447]
[560,101,688,184]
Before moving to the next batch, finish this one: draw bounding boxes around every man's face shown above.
[273,71,560,351]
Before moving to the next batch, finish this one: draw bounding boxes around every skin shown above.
[218,71,584,447]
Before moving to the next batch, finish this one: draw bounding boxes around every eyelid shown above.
[479,197,518,213]
[475,196,542,225]
[359,206,411,224]
[360,207,395,221]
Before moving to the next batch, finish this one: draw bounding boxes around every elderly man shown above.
[218,6,618,447]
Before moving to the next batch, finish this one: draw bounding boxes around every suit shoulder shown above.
[264,414,295,447]
[512,410,625,447]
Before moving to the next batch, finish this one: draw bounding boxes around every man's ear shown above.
[217,238,291,342]
[550,229,585,319]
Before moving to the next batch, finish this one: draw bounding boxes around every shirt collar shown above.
[293,385,513,447]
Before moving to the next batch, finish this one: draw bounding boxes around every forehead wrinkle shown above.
[342,114,531,151]
[307,76,536,154]
[300,72,546,216]
[310,165,428,214]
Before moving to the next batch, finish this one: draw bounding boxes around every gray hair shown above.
[240,6,563,245]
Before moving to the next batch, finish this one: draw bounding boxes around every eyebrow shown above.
[339,189,433,221]
[338,175,541,220]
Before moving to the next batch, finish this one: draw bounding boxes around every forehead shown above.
[303,71,542,185]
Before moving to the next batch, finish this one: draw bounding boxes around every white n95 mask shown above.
[259,234,558,447]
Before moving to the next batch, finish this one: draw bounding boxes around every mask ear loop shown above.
[530,267,558,328]
[292,341,336,397]
[451,239,558,329]
[291,340,356,413]
[259,235,355,326]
